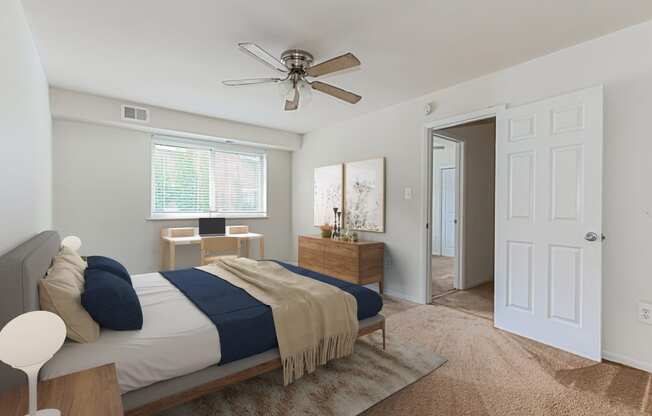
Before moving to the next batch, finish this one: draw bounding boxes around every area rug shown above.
[157,333,446,416]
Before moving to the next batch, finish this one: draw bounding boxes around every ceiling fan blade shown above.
[306,53,360,78]
[238,42,287,73]
[311,81,361,104]
[222,77,282,86]
[284,88,299,111]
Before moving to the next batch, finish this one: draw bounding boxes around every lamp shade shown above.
[0,311,66,369]
[61,235,82,252]
[0,311,66,416]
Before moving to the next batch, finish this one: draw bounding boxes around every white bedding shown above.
[41,273,221,393]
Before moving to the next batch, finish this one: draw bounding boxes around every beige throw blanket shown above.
[197,257,359,385]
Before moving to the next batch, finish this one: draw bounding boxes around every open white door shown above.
[494,86,603,360]
[441,167,456,257]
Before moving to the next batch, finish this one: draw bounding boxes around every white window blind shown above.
[214,151,266,214]
[151,137,267,218]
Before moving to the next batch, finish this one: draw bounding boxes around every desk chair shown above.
[200,236,239,265]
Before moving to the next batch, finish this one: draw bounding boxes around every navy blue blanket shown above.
[160,261,383,365]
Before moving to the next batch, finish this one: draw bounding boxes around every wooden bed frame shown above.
[127,318,385,416]
[0,231,387,416]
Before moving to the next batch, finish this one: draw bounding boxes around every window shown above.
[150,136,267,219]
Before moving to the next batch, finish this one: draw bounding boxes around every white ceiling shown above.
[22,0,652,134]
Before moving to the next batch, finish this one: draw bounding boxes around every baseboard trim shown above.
[603,350,652,374]
[382,288,425,305]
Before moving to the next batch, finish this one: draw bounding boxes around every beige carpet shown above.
[363,296,652,416]
[158,290,652,416]
[431,255,455,299]
[432,281,494,320]
[158,335,446,416]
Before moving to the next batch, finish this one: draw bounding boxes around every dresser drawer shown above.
[298,237,325,273]
[297,235,385,293]
[359,245,384,279]
[324,244,358,280]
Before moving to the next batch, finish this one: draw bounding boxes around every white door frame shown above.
[420,106,505,304]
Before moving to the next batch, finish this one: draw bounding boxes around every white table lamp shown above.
[61,235,82,252]
[0,311,66,416]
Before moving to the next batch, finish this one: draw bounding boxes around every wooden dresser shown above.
[298,235,385,293]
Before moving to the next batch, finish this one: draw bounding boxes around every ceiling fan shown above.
[223,42,362,111]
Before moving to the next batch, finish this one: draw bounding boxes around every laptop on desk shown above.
[198,218,226,236]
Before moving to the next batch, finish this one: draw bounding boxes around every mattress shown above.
[42,265,383,394]
[41,273,221,393]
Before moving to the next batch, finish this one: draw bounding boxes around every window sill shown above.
[147,214,269,221]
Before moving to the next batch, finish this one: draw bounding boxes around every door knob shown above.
[584,232,599,242]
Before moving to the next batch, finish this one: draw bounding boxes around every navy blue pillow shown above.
[86,256,131,286]
[82,269,143,330]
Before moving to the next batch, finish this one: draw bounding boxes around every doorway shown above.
[427,117,497,320]
[421,87,604,361]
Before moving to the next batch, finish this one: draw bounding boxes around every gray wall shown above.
[53,120,292,274]
[0,0,52,255]
[438,121,496,289]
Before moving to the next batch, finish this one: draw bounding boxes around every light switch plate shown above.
[404,187,413,200]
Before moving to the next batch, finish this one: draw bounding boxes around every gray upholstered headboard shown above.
[0,230,61,391]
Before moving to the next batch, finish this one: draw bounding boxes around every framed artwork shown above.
[345,158,385,232]
[313,164,343,226]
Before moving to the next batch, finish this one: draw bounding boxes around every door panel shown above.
[548,244,582,325]
[441,167,456,257]
[508,152,535,221]
[506,240,534,312]
[495,86,603,361]
[550,145,583,222]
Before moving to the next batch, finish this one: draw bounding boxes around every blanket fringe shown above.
[282,331,358,385]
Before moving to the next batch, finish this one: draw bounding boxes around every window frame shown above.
[148,135,268,220]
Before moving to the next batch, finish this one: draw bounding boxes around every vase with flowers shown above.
[319,223,333,238]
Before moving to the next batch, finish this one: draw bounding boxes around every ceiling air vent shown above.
[121,105,149,123]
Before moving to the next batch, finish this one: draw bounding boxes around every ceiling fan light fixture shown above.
[223,42,362,111]
[297,79,312,108]
[277,78,294,98]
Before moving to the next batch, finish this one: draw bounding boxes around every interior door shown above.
[494,86,603,361]
[441,167,456,257]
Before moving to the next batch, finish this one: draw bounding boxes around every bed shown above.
[0,231,386,416]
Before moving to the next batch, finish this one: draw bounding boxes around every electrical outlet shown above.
[639,302,652,325]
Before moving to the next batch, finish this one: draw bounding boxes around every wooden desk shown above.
[160,227,264,270]
[0,364,123,416]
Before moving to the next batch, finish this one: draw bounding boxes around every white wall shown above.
[50,88,302,151]
[293,20,652,371]
[53,120,293,274]
[431,138,456,255]
[438,121,496,289]
[0,0,52,255]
